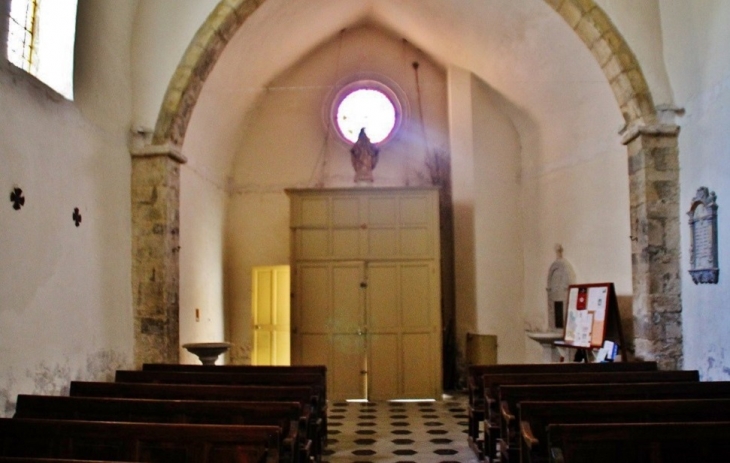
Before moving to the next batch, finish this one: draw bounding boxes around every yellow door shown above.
[293,261,367,400]
[252,266,291,366]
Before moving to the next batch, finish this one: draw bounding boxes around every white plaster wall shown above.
[516,63,631,363]
[471,76,524,364]
[513,28,631,361]
[595,0,674,107]
[222,25,449,363]
[519,111,631,362]
[659,0,730,379]
[131,0,217,130]
[0,0,135,415]
[520,142,632,317]
[178,168,228,364]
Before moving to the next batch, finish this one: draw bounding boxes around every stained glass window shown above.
[335,87,398,144]
[6,0,78,99]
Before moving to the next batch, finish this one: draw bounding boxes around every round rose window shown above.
[334,86,399,144]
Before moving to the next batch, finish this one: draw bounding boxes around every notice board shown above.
[560,282,623,349]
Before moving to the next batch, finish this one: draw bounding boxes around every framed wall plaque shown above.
[688,187,719,284]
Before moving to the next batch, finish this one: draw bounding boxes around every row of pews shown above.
[0,363,327,463]
[467,361,730,463]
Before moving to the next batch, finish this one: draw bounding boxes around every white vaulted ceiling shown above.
[136,0,623,179]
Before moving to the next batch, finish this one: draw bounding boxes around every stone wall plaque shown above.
[688,187,719,284]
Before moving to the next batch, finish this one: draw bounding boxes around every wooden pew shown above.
[0,459,125,462]
[142,364,326,379]
[520,399,730,463]
[142,365,328,422]
[143,364,325,372]
[114,370,326,455]
[485,370,698,463]
[14,395,308,463]
[500,380,730,407]
[498,380,730,463]
[69,382,322,462]
[142,365,327,401]
[115,370,324,400]
[547,421,730,463]
[465,361,657,460]
[0,418,279,463]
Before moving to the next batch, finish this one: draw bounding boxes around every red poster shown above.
[576,287,588,310]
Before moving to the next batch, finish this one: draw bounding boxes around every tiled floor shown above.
[323,393,480,463]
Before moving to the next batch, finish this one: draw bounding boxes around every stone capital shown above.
[621,123,680,145]
[130,143,188,164]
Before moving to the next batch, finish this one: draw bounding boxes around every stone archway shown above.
[544,0,682,369]
[132,0,682,369]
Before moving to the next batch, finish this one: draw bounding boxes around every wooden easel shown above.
[553,282,628,362]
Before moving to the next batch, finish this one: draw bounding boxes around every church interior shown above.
[2,0,730,427]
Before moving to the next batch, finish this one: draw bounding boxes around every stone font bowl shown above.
[182,342,232,365]
[525,330,564,344]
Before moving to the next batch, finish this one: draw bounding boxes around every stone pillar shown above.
[131,144,187,367]
[623,124,682,370]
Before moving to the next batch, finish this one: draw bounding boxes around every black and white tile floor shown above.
[323,393,480,463]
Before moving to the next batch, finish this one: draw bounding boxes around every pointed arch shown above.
[151,0,267,146]
[544,0,657,126]
[138,0,682,368]
[151,0,657,148]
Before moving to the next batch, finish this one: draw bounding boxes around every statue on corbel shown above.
[350,128,379,184]
[546,244,576,332]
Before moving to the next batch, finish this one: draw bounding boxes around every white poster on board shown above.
[587,286,608,322]
[572,311,593,347]
[563,287,579,342]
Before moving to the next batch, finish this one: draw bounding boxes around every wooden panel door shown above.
[365,191,437,259]
[367,261,441,400]
[294,261,367,400]
[400,262,439,398]
[251,266,290,366]
[288,187,442,400]
[367,263,400,399]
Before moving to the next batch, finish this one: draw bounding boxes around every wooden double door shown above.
[292,260,441,401]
